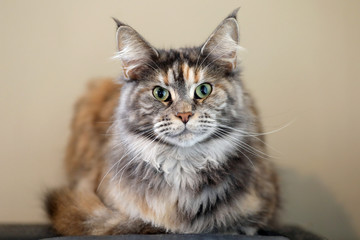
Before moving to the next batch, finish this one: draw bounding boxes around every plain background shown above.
[1,0,359,239]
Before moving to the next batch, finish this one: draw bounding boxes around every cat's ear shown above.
[113,18,159,80]
[200,8,240,71]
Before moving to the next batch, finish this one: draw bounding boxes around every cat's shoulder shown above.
[72,78,121,127]
[65,78,121,180]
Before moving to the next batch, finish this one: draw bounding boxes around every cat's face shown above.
[151,64,221,147]
[115,11,245,148]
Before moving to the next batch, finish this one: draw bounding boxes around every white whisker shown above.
[97,128,156,191]
[211,131,254,168]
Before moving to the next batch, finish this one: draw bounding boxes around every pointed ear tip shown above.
[228,7,240,19]
[112,17,125,28]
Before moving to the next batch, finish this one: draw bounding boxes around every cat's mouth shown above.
[165,127,211,147]
[172,128,193,137]
[159,126,196,147]
[154,118,215,147]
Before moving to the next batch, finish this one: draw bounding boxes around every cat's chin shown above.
[164,130,211,148]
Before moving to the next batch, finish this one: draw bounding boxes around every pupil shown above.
[157,89,164,98]
[200,85,208,95]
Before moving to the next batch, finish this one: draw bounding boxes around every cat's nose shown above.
[176,112,193,124]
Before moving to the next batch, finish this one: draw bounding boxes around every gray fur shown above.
[105,9,279,235]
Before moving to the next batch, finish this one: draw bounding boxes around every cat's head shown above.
[115,9,248,148]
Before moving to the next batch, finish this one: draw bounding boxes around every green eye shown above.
[195,83,212,99]
[153,86,170,102]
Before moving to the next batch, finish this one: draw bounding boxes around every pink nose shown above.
[176,112,193,124]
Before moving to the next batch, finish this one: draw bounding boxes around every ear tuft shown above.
[200,9,241,71]
[113,22,159,80]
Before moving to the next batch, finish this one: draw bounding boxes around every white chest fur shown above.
[122,130,243,189]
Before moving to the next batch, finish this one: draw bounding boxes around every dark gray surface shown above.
[0,224,326,240]
[0,224,57,240]
[43,234,288,240]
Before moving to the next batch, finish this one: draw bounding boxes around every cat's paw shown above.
[239,226,258,236]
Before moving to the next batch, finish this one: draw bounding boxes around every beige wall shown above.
[1,0,359,239]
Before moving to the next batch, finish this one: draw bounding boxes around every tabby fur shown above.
[45,9,280,236]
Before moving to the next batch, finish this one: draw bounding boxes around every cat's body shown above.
[46,10,280,236]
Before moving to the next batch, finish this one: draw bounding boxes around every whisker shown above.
[216,120,295,137]
[212,131,254,168]
[97,130,156,191]
[116,132,161,183]
[102,124,154,137]
[202,51,235,72]
[197,35,229,71]
[215,128,273,159]
[127,134,167,180]
[147,58,161,72]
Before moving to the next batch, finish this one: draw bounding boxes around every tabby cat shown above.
[45,9,280,236]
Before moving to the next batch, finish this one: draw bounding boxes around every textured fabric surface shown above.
[0,224,58,240]
[0,224,326,240]
[43,234,288,240]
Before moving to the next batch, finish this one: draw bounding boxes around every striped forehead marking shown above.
[158,72,169,85]
[167,68,175,85]
[182,63,189,82]
[182,63,201,86]
[172,62,179,78]
[157,68,175,86]
[158,63,204,87]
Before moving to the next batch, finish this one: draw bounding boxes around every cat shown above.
[45,8,280,236]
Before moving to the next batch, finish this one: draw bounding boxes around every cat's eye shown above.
[153,86,170,102]
[195,83,212,99]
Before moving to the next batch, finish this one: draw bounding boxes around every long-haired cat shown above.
[45,9,280,236]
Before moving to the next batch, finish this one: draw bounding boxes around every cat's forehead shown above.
[157,63,204,91]
[154,48,211,87]
[157,48,200,66]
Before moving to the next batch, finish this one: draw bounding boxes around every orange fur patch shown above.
[182,63,189,81]
[194,69,201,83]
